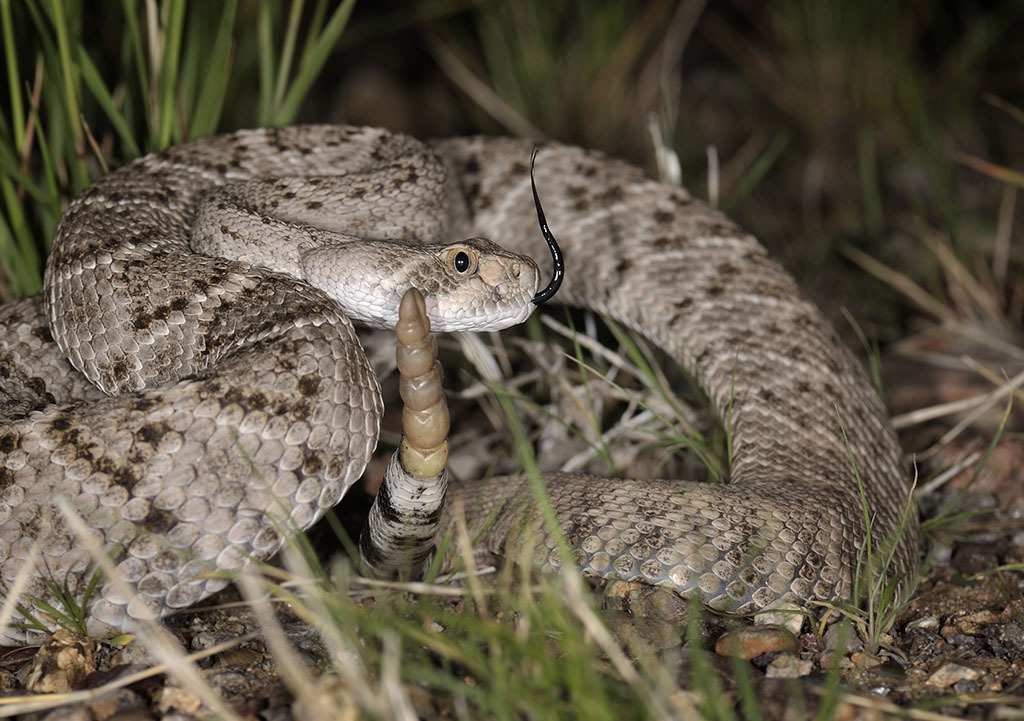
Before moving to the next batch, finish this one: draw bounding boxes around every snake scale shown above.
[0,125,919,644]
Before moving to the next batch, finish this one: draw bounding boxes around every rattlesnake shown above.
[0,125,918,644]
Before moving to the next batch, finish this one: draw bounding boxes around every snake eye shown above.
[446,247,478,275]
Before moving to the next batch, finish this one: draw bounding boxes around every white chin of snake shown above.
[329,288,538,333]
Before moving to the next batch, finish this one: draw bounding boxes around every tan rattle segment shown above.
[396,289,449,478]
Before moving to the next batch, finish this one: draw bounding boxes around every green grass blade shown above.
[921,398,1011,534]
[562,313,618,471]
[0,203,33,297]
[256,1,276,126]
[1,0,25,149]
[24,94,63,250]
[45,0,88,188]
[0,146,51,206]
[189,0,237,138]
[20,593,79,633]
[155,0,186,148]
[297,0,329,76]
[273,0,356,125]
[840,307,886,405]
[857,128,884,238]
[0,176,42,294]
[76,46,141,158]
[491,385,578,579]
[273,0,304,109]
[732,130,791,204]
[120,0,151,141]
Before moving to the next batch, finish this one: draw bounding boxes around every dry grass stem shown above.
[992,184,1015,290]
[540,315,646,378]
[843,244,957,324]
[915,451,983,497]
[891,365,1024,430]
[0,543,41,641]
[454,330,504,383]
[426,34,542,140]
[452,497,488,613]
[234,574,317,704]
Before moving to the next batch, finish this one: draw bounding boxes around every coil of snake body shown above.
[0,125,919,644]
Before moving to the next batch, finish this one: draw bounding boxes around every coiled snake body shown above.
[0,126,918,644]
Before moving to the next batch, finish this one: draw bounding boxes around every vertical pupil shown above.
[454,252,470,273]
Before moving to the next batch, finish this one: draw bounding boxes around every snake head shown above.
[301,237,540,333]
[423,237,541,332]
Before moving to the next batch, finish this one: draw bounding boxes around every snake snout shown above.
[427,258,539,333]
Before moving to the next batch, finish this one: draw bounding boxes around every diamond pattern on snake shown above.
[0,125,919,645]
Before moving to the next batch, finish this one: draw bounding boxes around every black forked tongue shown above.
[530,147,564,305]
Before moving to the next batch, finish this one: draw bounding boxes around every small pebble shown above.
[952,678,982,694]
[991,622,1024,656]
[823,623,864,654]
[158,686,203,716]
[36,705,91,721]
[18,629,97,694]
[111,640,160,669]
[925,661,983,689]
[754,599,806,634]
[715,626,799,660]
[943,632,985,651]
[765,653,812,678]
[906,616,939,632]
[82,688,148,720]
